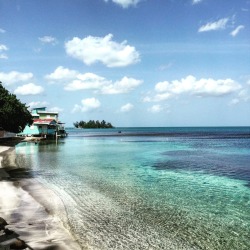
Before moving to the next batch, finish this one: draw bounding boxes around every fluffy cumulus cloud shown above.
[104,0,141,8]
[156,75,241,96]
[120,103,134,112]
[144,75,241,102]
[198,18,229,32]
[14,83,44,95]
[72,98,101,113]
[101,76,142,94]
[153,93,172,102]
[39,36,57,45]
[45,66,143,94]
[65,73,109,91]
[45,66,78,82]
[230,25,245,37]
[65,34,140,67]
[0,71,33,85]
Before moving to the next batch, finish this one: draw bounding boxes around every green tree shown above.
[0,83,33,133]
[101,120,106,127]
[106,122,113,128]
[96,120,100,128]
[73,122,79,128]
[73,119,114,129]
[80,121,86,128]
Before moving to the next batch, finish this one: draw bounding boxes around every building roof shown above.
[32,107,46,110]
[37,111,59,115]
[33,119,57,125]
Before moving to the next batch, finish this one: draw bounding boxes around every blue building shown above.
[18,107,67,137]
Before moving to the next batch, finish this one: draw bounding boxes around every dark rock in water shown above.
[0,217,8,230]
[10,239,26,249]
[4,228,14,235]
[42,246,61,250]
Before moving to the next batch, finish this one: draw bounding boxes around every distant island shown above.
[73,120,114,129]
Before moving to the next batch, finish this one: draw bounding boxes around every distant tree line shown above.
[73,120,114,129]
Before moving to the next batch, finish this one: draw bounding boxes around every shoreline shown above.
[0,145,82,250]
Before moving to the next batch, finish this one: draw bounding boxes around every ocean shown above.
[15,127,250,249]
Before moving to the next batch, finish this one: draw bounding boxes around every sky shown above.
[0,0,250,127]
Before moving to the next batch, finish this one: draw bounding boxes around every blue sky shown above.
[0,0,250,127]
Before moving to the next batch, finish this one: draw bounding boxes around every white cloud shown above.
[14,83,44,95]
[142,96,151,102]
[64,72,142,94]
[154,93,173,102]
[104,0,141,8]
[0,44,8,59]
[198,18,229,32]
[101,76,142,94]
[46,66,142,94]
[46,66,78,82]
[238,89,250,102]
[143,92,172,102]
[72,98,101,113]
[0,28,6,33]
[230,25,244,37]
[65,34,140,67]
[229,89,250,105]
[0,54,8,59]
[229,98,240,106]
[120,103,134,112]
[144,75,241,102]
[192,0,202,4]
[28,103,63,113]
[155,75,241,96]
[0,44,8,51]
[148,105,163,113]
[65,73,109,91]
[159,63,173,71]
[48,107,64,113]
[39,36,57,45]
[0,71,33,85]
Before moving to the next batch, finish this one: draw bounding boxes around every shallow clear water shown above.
[15,127,250,249]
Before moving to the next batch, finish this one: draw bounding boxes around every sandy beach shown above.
[0,145,82,250]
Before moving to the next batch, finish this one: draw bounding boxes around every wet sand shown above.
[0,145,82,249]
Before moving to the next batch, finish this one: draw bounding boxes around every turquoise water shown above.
[15,127,250,249]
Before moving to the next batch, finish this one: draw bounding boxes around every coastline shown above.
[0,145,82,250]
